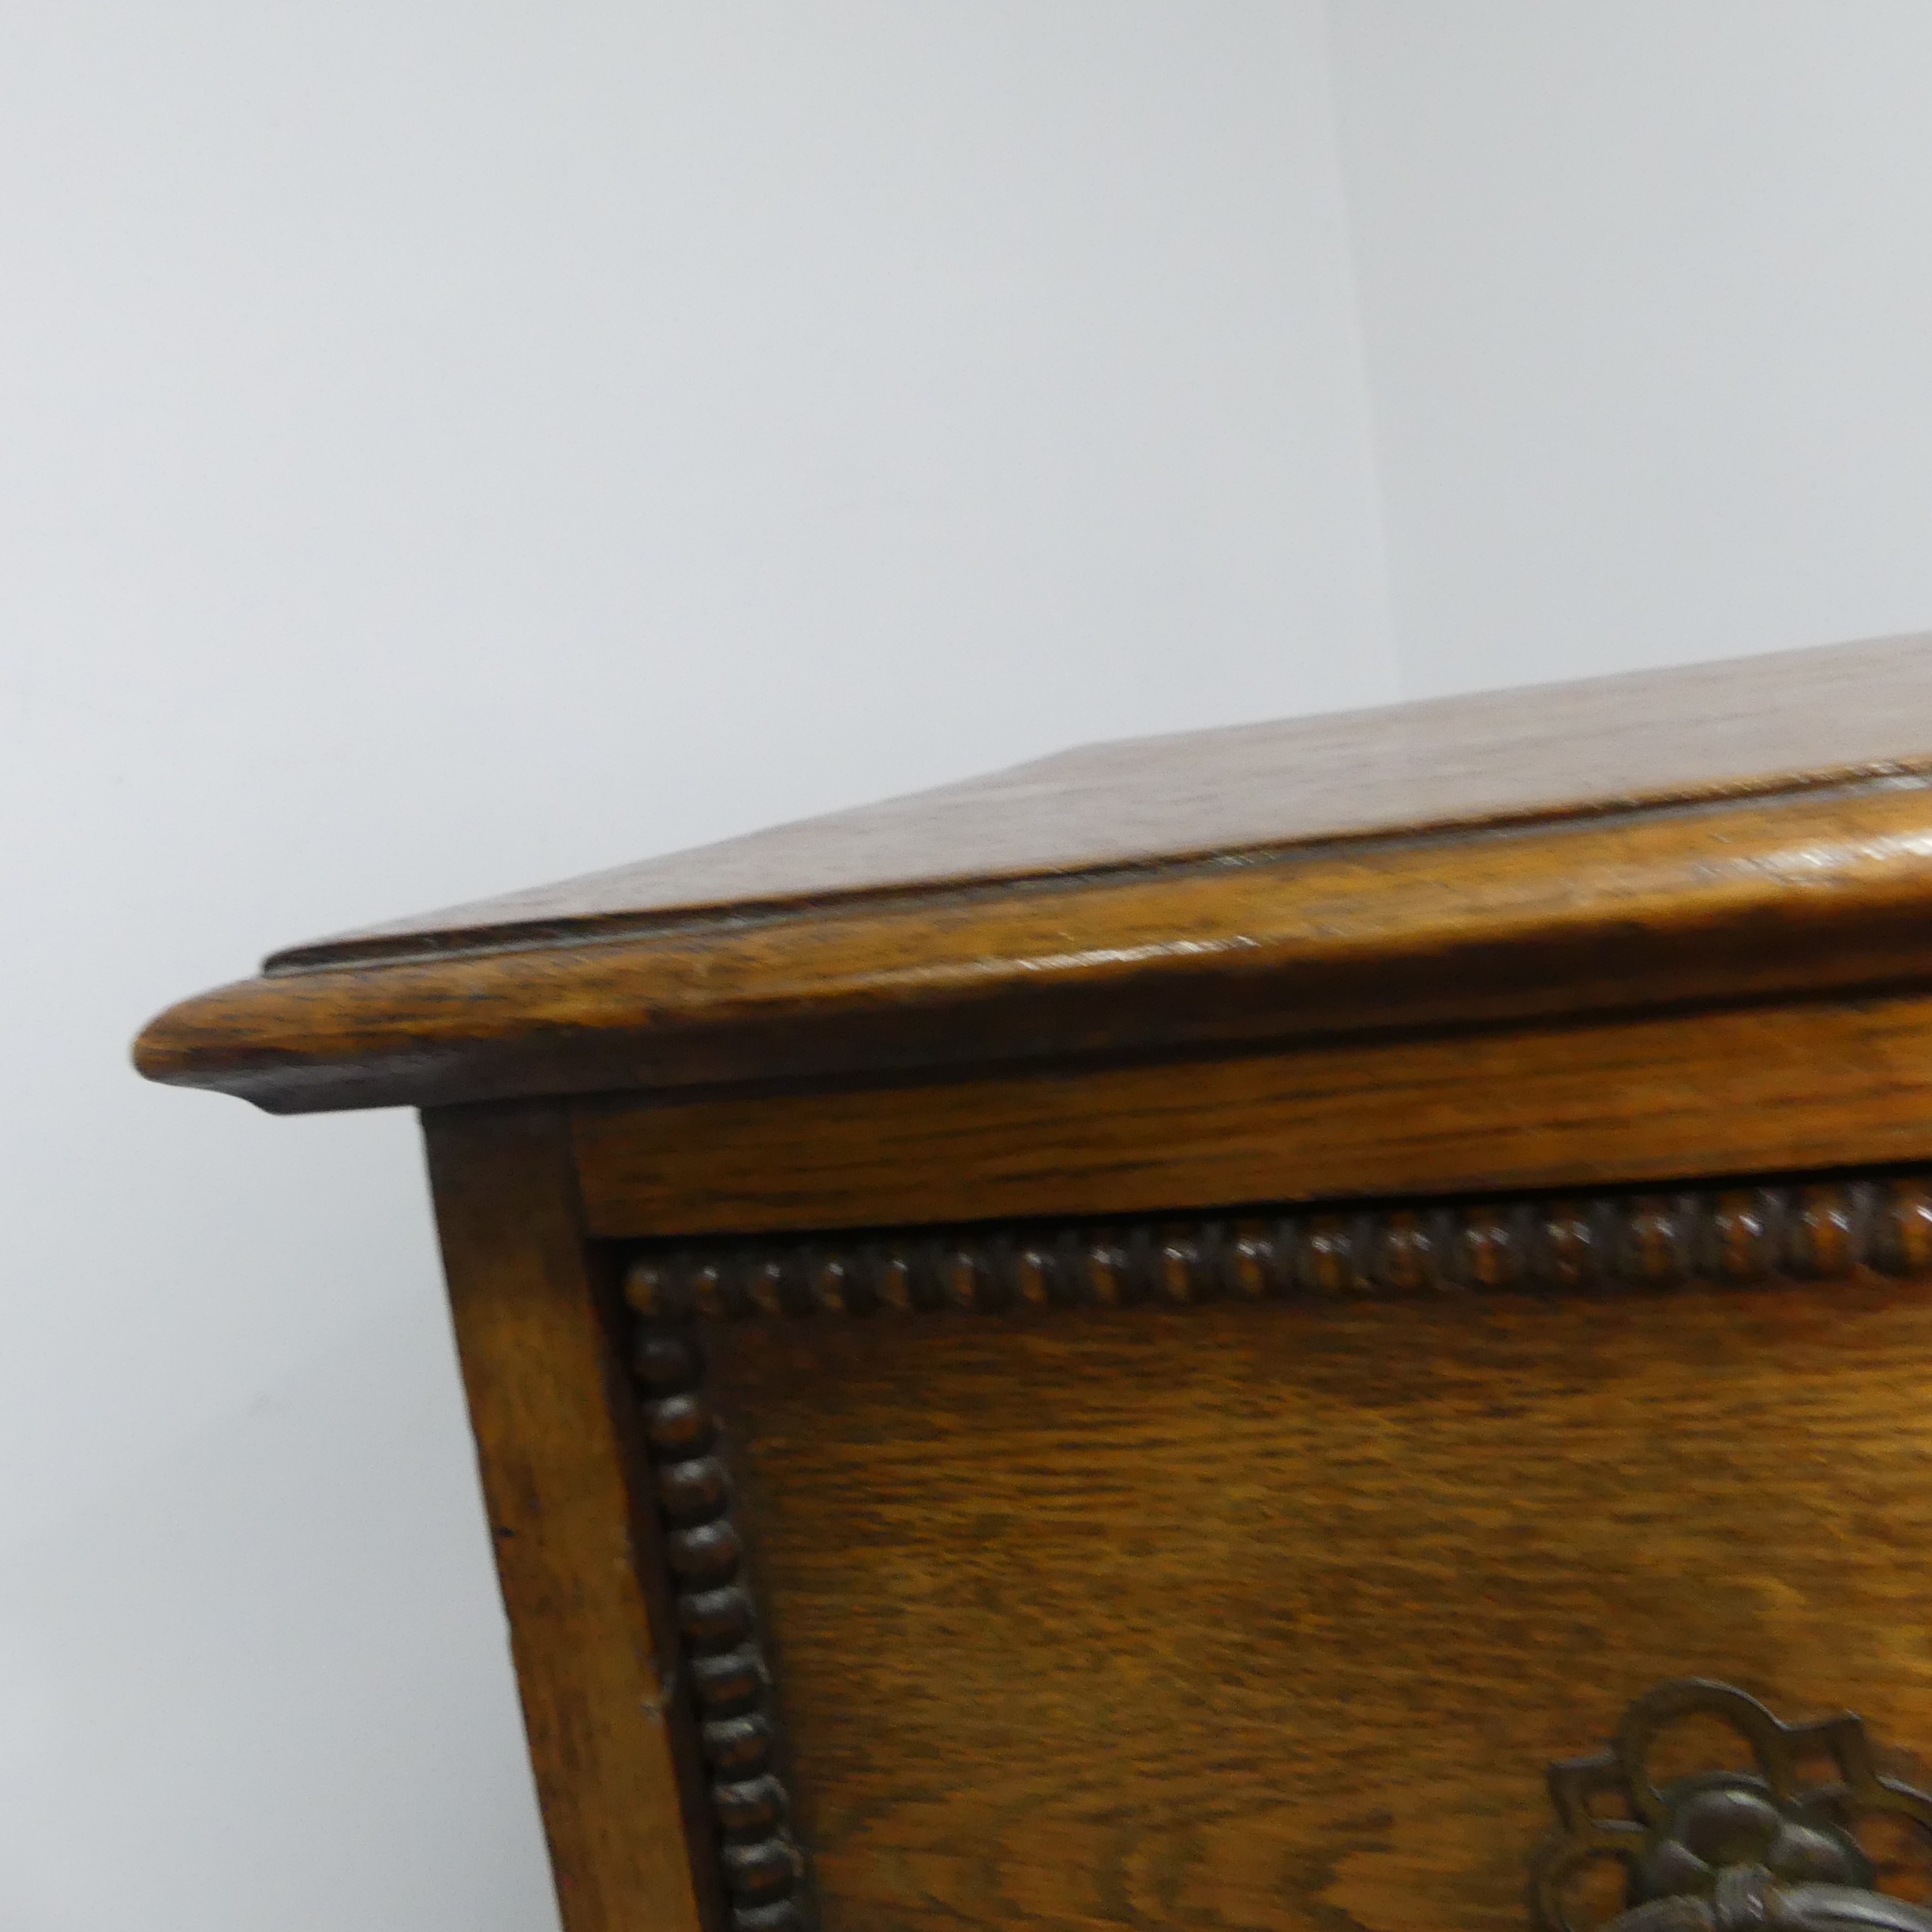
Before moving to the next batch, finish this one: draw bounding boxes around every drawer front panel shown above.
[695,1290,1932,1932]
[621,1178,1932,1932]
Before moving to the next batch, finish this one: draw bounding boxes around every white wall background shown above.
[0,5,1390,1926]
[6,3,1932,1926]
[1331,0,1932,696]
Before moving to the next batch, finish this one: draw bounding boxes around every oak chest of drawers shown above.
[140,635,1932,1932]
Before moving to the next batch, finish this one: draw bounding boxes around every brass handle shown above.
[1531,1680,1932,1931]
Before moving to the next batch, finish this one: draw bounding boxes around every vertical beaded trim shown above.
[631,1324,811,1932]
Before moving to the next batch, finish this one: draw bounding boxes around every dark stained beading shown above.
[620,1168,1932,1321]
[630,1325,813,1932]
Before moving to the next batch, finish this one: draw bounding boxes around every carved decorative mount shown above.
[1533,1680,1932,1931]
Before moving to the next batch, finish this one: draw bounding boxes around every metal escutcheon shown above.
[1531,1680,1932,1931]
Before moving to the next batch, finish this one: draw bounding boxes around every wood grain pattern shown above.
[132,649,1932,1121]
[129,635,1932,1932]
[574,991,1932,1237]
[131,777,1932,1119]
[701,1286,1932,1932]
[620,1170,1932,1318]
[424,1105,717,1932]
[630,1323,814,1932]
[275,631,1932,963]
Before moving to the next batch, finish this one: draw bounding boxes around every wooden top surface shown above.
[279,632,1932,968]
[136,632,1932,1113]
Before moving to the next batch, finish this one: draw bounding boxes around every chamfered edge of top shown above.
[132,631,1932,1113]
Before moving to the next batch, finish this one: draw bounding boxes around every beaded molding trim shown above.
[631,1325,811,1932]
[621,1169,1932,1321]
[620,1164,1932,1928]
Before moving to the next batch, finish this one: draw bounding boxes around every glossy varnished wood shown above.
[132,633,1932,1932]
[620,1171,1932,1316]
[630,1325,814,1932]
[134,640,1932,1118]
[572,991,1932,1237]
[267,630,1932,957]
[424,1106,717,1932]
[698,1284,1932,1932]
